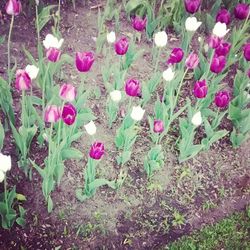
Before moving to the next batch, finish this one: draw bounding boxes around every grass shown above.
[166,208,250,250]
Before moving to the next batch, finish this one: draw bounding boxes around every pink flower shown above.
[44,105,61,123]
[61,103,77,126]
[214,91,230,108]
[115,37,129,56]
[193,80,208,98]
[210,55,226,74]
[125,78,141,97]
[75,52,95,72]
[185,53,199,69]
[167,48,184,65]
[243,43,250,61]
[215,42,231,56]
[132,16,147,32]
[216,9,231,25]
[184,0,201,14]
[59,83,77,102]
[46,47,61,62]
[89,142,105,160]
[15,70,31,91]
[5,0,22,16]
[234,3,249,20]
[153,120,164,133]
[208,35,221,49]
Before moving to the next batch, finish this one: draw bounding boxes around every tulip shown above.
[163,68,175,82]
[89,142,105,160]
[185,17,202,32]
[125,78,141,97]
[115,37,129,55]
[167,48,184,65]
[110,90,122,102]
[0,171,5,183]
[15,69,31,91]
[184,0,201,14]
[234,3,249,20]
[154,31,168,47]
[75,52,95,72]
[212,22,229,38]
[243,43,250,61]
[191,111,202,127]
[0,153,12,173]
[5,0,22,16]
[208,35,221,49]
[215,42,231,56]
[59,83,77,102]
[210,55,226,74]
[185,53,199,69]
[130,106,145,121]
[107,31,116,44]
[216,9,231,25]
[43,34,64,50]
[214,91,230,108]
[25,65,39,80]
[44,105,61,123]
[46,47,61,62]
[132,16,147,32]
[153,120,164,133]
[193,80,208,98]
[84,121,96,136]
[61,103,77,126]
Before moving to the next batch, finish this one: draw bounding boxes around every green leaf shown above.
[0,122,4,150]
[38,5,57,32]
[61,148,83,160]
[88,179,117,190]
[47,196,53,213]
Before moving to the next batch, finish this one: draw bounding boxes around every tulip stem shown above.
[205,49,215,79]
[4,177,9,227]
[48,123,54,168]
[7,15,15,85]
[35,5,40,43]
[57,0,61,34]
[154,48,162,73]
[42,63,51,118]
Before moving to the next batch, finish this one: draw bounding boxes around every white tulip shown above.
[154,31,168,47]
[110,90,122,102]
[107,31,116,44]
[84,121,97,135]
[0,170,5,183]
[0,153,11,173]
[191,111,202,127]
[43,34,64,49]
[130,106,145,121]
[212,22,229,38]
[185,17,202,32]
[25,65,39,80]
[163,67,175,82]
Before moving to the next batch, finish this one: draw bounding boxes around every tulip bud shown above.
[215,42,231,56]
[193,80,208,99]
[185,17,202,32]
[75,52,95,72]
[61,103,77,126]
[15,69,31,91]
[84,121,97,136]
[191,111,202,127]
[153,120,164,133]
[5,0,22,16]
[0,170,5,183]
[234,3,249,20]
[154,31,168,47]
[132,16,147,32]
[44,105,61,123]
[89,142,105,160]
[110,90,122,102]
[115,37,129,55]
[0,153,11,173]
[163,67,175,82]
[107,31,116,44]
[46,47,61,62]
[185,53,199,69]
[130,106,145,121]
[59,83,77,102]
[214,91,230,108]
[208,35,221,49]
[243,43,250,61]
[125,78,141,97]
[210,55,226,74]
[167,48,184,65]
[184,0,201,14]
[212,22,229,38]
[216,9,231,25]
[25,65,39,80]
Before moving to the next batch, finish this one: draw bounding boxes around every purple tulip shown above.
[75,52,94,72]
[234,3,249,20]
[216,9,231,25]
[44,105,61,123]
[153,120,164,133]
[89,142,105,160]
[214,91,230,108]
[59,83,77,102]
[115,37,129,56]
[215,42,231,56]
[167,48,184,65]
[208,35,221,49]
[210,55,226,74]
[125,78,141,97]
[184,0,201,14]
[193,80,208,98]
[46,47,61,62]
[15,70,31,91]
[5,0,22,16]
[243,43,250,61]
[61,103,77,126]
[185,53,199,69]
[132,16,147,32]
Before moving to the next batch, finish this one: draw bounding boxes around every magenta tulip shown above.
[59,83,77,102]
[214,91,230,108]
[115,37,129,56]
[15,70,31,91]
[234,3,249,20]
[243,43,250,61]
[153,120,164,133]
[5,0,22,16]
[46,47,61,62]
[184,0,201,14]
[61,103,77,126]
[75,52,94,72]
[89,142,105,160]
[210,55,226,74]
[132,16,147,32]
[208,35,221,49]
[167,48,184,65]
[215,42,231,56]
[185,53,199,69]
[193,80,208,99]
[125,78,141,97]
[216,9,231,25]
[44,105,61,123]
